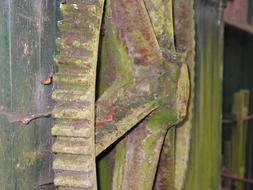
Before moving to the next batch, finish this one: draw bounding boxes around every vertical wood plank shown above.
[0,0,58,189]
[231,90,249,190]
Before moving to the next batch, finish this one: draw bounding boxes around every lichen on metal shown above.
[51,0,104,189]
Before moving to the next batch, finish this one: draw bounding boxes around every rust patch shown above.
[111,0,162,65]
[96,107,116,126]
[22,42,30,57]
[40,74,53,85]
[174,1,192,49]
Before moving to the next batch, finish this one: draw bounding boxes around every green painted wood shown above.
[0,0,57,189]
[184,1,224,190]
[231,90,249,190]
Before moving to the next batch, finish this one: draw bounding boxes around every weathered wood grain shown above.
[0,0,57,189]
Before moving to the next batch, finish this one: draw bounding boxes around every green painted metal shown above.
[0,0,57,189]
[184,1,224,190]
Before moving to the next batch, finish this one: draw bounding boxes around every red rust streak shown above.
[40,74,53,85]
[111,0,162,65]
[96,108,116,127]
[221,172,253,185]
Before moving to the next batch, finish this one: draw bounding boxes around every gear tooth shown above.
[57,67,92,78]
[55,37,93,51]
[52,119,92,137]
[64,0,101,6]
[52,102,91,120]
[54,73,92,85]
[54,170,93,188]
[52,89,91,102]
[52,137,92,155]
[56,83,90,92]
[54,55,91,68]
[57,19,96,36]
[55,37,65,49]
[60,2,98,16]
[60,3,81,14]
[53,154,93,172]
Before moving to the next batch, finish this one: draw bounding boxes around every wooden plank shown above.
[231,90,250,190]
[0,0,57,189]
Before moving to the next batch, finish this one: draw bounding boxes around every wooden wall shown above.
[0,0,58,189]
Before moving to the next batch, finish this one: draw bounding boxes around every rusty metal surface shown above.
[111,0,162,65]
